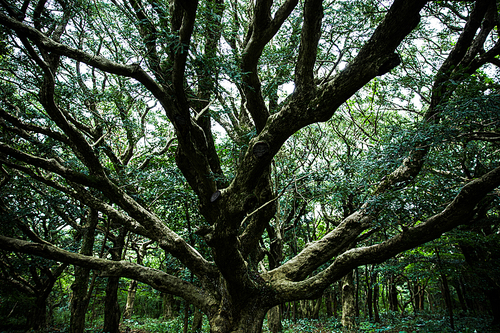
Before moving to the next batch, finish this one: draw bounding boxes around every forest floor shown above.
[3,313,496,332]
[115,313,498,333]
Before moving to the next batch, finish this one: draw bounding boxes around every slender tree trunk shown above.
[453,279,467,313]
[416,283,425,311]
[70,209,98,333]
[440,274,455,330]
[162,293,174,319]
[183,301,190,333]
[192,307,203,332]
[355,268,359,317]
[103,276,121,333]
[267,305,282,333]
[312,297,322,319]
[341,270,356,332]
[29,295,48,330]
[388,275,398,312]
[103,226,126,333]
[435,248,454,331]
[325,290,333,317]
[365,267,373,321]
[373,277,380,323]
[122,279,138,320]
[70,267,93,333]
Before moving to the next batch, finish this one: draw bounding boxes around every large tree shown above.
[0,0,499,332]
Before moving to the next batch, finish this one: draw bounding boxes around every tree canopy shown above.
[0,0,499,332]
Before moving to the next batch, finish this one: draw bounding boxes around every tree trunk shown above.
[460,241,500,324]
[435,248,454,330]
[70,267,93,333]
[354,268,359,317]
[453,279,467,313]
[365,267,373,321]
[388,275,398,312]
[192,307,203,332]
[325,290,333,317]
[183,301,190,333]
[267,305,282,333]
[123,279,138,320]
[440,274,455,330]
[313,297,322,319]
[103,276,121,333]
[206,298,268,333]
[29,296,48,330]
[415,283,425,311]
[341,270,356,332]
[373,277,380,323]
[162,293,174,319]
[70,209,98,333]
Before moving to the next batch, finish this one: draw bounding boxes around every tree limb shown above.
[0,235,218,313]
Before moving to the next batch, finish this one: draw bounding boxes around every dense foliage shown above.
[0,0,499,332]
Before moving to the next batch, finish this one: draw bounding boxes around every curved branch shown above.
[241,0,299,132]
[0,235,218,313]
[294,0,323,95]
[231,0,427,197]
[270,164,500,301]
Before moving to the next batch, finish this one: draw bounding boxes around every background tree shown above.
[0,0,500,332]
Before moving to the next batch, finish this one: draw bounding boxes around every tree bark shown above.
[70,266,93,333]
[122,279,138,320]
[325,290,333,317]
[29,295,48,330]
[162,293,174,319]
[267,305,282,333]
[388,275,399,312]
[440,274,455,330]
[373,275,380,323]
[435,248,454,331]
[103,226,126,332]
[1,1,500,332]
[365,267,373,321]
[103,277,121,333]
[70,209,98,333]
[192,307,203,332]
[341,270,356,332]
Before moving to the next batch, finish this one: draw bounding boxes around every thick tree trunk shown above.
[341,270,356,332]
[122,279,138,320]
[207,301,267,333]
